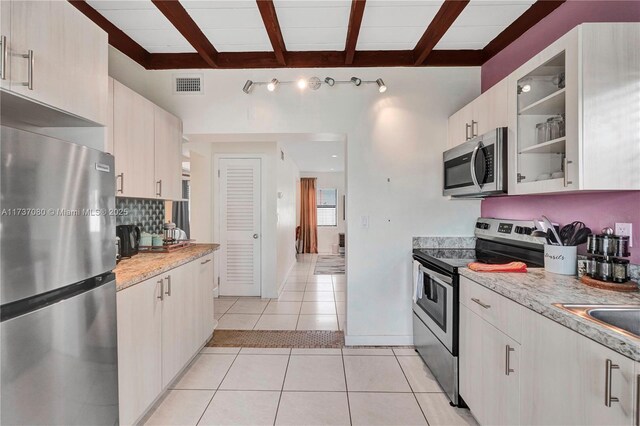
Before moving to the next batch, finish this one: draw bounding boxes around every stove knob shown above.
[524,227,533,235]
[483,223,490,230]
[475,222,483,229]
[515,226,523,234]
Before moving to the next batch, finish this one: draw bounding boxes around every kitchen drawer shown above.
[460,276,522,342]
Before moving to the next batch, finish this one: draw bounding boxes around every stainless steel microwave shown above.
[443,127,507,197]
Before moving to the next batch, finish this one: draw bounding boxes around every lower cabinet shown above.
[117,256,215,425]
[460,276,638,425]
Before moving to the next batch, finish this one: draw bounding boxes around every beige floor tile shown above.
[200,347,241,355]
[278,291,304,302]
[283,282,307,292]
[275,392,350,426]
[254,314,299,330]
[283,355,346,391]
[213,298,237,314]
[304,282,334,292]
[300,301,337,315]
[332,275,346,284]
[334,292,346,302]
[393,348,419,356]
[415,393,478,426]
[338,314,346,331]
[226,299,269,314]
[144,390,214,426]
[307,275,333,283]
[342,348,394,356]
[213,313,224,320]
[290,348,342,355]
[333,282,346,292]
[349,392,427,426]
[172,354,236,390]
[335,301,346,315]
[344,356,411,392]
[220,355,289,390]
[303,291,335,302]
[216,314,260,330]
[397,355,442,392]
[263,301,302,315]
[239,348,291,355]
[296,314,339,331]
[198,391,280,426]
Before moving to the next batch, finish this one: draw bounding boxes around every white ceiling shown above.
[280,140,345,172]
[87,0,196,53]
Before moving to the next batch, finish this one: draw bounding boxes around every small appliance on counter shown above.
[138,222,194,253]
[116,224,141,258]
[581,227,635,292]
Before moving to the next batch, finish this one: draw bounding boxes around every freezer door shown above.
[1,276,118,425]
[1,126,116,304]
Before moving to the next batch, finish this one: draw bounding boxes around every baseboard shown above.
[344,334,414,346]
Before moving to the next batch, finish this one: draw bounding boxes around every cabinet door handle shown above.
[116,173,124,194]
[157,279,164,301]
[21,49,33,90]
[471,297,491,309]
[201,259,211,265]
[563,158,573,187]
[465,123,471,140]
[156,179,162,197]
[505,345,515,375]
[471,120,478,137]
[605,359,620,407]
[165,275,171,296]
[0,35,7,80]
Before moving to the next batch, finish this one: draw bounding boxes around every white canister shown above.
[544,245,578,275]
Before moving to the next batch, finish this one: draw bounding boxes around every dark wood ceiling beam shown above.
[151,0,218,68]
[69,0,150,67]
[413,0,469,65]
[482,0,565,61]
[256,0,287,66]
[344,0,367,65]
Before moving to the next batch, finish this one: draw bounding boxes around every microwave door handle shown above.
[470,141,483,192]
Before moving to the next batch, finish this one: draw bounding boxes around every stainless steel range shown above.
[412,217,545,406]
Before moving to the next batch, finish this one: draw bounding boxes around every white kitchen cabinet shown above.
[197,254,216,342]
[113,80,156,199]
[105,77,114,154]
[154,106,183,201]
[116,276,163,426]
[8,0,108,124]
[447,78,508,149]
[520,307,636,425]
[509,23,640,195]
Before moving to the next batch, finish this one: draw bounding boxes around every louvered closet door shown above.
[219,158,261,296]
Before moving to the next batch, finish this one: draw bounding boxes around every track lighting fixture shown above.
[241,76,387,94]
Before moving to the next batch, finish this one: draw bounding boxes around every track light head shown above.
[242,80,254,94]
[324,77,335,87]
[376,78,387,93]
[267,78,279,92]
[351,77,362,86]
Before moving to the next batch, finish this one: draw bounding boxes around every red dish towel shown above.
[468,262,528,273]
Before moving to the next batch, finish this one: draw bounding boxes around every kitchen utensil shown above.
[559,221,590,246]
[542,215,562,246]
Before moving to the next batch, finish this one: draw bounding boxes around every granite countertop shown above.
[459,268,640,361]
[114,244,220,291]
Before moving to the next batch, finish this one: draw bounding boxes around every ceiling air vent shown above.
[174,74,203,95]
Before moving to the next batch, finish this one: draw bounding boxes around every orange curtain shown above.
[299,177,318,254]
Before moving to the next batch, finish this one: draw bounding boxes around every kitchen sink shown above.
[553,304,640,339]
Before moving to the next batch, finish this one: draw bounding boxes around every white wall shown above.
[300,171,345,254]
[276,145,300,292]
[110,47,482,345]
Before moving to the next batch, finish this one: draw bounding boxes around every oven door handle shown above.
[418,264,453,286]
[424,280,438,303]
[470,140,484,192]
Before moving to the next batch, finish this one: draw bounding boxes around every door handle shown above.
[470,141,484,192]
[471,297,491,309]
[156,179,162,197]
[116,173,124,194]
[563,158,573,187]
[21,49,33,90]
[605,359,620,407]
[505,345,515,375]
[0,35,6,80]
[465,123,471,141]
[157,279,164,301]
[471,120,478,137]
[253,234,259,239]
[201,258,212,265]
[165,275,171,296]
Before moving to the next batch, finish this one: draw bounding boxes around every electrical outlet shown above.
[615,223,633,247]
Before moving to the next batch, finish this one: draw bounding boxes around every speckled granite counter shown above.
[459,268,640,361]
[114,244,220,291]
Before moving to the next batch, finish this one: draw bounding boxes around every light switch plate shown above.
[361,215,369,229]
[615,223,632,247]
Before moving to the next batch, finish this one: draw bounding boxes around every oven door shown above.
[412,262,454,352]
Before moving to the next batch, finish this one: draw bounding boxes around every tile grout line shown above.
[272,349,292,426]
[341,348,354,425]
[393,352,431,426]
[194,349,242,426]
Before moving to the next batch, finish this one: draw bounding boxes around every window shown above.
[317,188,337,227]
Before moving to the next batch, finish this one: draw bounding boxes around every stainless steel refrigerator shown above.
[1,125,119,425]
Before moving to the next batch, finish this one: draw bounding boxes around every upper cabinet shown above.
[5,0,108,125]
[111,80,184,201]
[509,23,640,195]
[447,79,508,149]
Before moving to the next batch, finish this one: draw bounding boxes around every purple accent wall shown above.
[479,1,640,264]
[481,192,640,263]
[481,0,640,92]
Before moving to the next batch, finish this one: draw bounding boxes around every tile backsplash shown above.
[116,198,165,234]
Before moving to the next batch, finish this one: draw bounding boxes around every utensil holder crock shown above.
[544,244,577,276]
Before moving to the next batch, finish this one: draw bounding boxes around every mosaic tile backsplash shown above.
[116,198,165,234]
